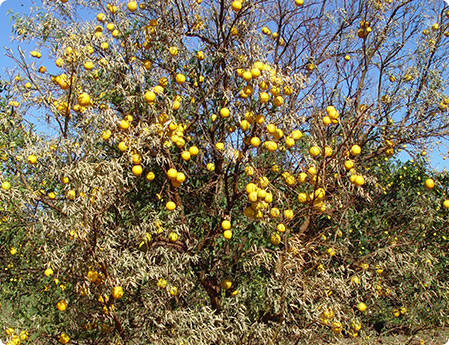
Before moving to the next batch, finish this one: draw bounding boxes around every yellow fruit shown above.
[354,175,365,186]
[169,46,178,56]
[169,232,178,242]
[81,61,94,71]
[132,165,143,176]
[297,193,308,204]
[425,178,434,189]
[271,232,281,245]
[309,146,320,157]
[144,90,156,103]
[220,107,230,118]
[357,302,367,312]
[181,151,191,161]
[78,93,91,106]
[189,146,199,156]
[44,268,53,277]
[344,160,354,170]
[273,96,283,106]
[132,154,141,164]
[167,168,178,180]
[223,230,233,239]
[109,4,118,13]
[175,73,186,84]
[270,207,280,218]
[99,129,111,140]
[157,278,167,289]
[206,163,215,171]
[350,144,361,156]
[259,92,269,103]
[314,188,325,200]
[259,176,269,188]
[19,330,29,341]
[176,172,186,183]
[221,220,231,230]
[262,26,271,35]
[142,60,152,70]
[119,119,130,129]
[257,189,267,200]
[273,129,284,141]
[255,114,265,124]
[331,321,342,334]
[222,279,232,290]
[166,201,176,211]
[153,85,164,94]
[67,190,76,200]
[146,172,155,181]
[112,286,124,299]
[324,146,333,158]
[58,333,70,344]
[127,1,137,12]
[55,58,64,67]
[118,142,128,152]
[196,50,205,60]
[242,71,253,82]
[321,116,331,125]
[270,86,281,96]
[266,123,276,134]
[57,300,68,311]
[264,141,277,152]
[393,309,400,317]
[250,137,261,147]
[240,119,251,131]
[443,200,449,209]
[251,67,261,78]
[28,154,37,164]
[291,130,302,140]
[285,137,295,148]
[169,286,178,296]
[231,0,242,12]
[351,320,362,332]
[283,85,293,95]
[277,223,286,232]
[248,191,258,202]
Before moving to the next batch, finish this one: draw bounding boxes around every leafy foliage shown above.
[0,0,449,344]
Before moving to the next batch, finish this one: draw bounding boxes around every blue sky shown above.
[0,0,448,171]
[0,0,34,71]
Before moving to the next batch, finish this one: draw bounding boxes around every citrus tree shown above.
[1,0,449,344]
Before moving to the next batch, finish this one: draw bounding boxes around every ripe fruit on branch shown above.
[112,286,124,299]
[350,145,361,156]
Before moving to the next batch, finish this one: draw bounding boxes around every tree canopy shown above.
[0,0,449,344]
